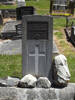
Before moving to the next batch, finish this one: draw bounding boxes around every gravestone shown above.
[17,0,26,7]
[53,0,67,10]
[22,15,53,80]
[16,6,35,20]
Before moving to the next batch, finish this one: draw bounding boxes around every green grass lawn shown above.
[0,55,22,78]
[0,4,16,9]
[0,0,75,82]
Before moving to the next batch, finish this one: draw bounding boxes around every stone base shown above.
[0,83,75,100]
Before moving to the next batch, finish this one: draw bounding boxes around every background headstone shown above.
[17,0,26,7]
[16,6,35,20]
[53,0,67,10]
[22,15,53,80]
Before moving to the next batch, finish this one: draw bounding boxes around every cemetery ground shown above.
[0,0,75,83]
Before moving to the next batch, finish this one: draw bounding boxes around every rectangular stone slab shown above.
[1,20,21,39]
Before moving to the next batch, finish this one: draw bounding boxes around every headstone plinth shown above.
[22,15,53,80]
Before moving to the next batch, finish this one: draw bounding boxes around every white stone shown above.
[6,76,20,86]
[37,77,51,88]
[54,54,71,84]
[20,74,37,88]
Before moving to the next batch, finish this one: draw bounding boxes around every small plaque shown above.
[27,21,48,40]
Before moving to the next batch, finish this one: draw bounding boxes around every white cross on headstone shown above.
[29,46,45,75]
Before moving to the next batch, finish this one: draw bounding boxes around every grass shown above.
[0,55,22,78]
[0,0,75,82]
[0,4,16,9]
[54,32,63,39]
[26,0,50,15]
[0,0,50,15]
[53,17,66,30]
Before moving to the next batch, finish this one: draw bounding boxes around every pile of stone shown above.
[0,75,51,88]
[0,72,74,100]
[17,74,51,88]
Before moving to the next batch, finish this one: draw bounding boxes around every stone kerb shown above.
[0,83,75,100]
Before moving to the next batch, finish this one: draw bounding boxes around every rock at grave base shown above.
[0,76,20,87]
[36,77,51,88]
[17,74,37,88]
[6,76,20,87]
[52,54,71,87]
[0,79,7,87]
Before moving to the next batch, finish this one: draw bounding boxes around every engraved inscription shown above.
[27,21,48,40]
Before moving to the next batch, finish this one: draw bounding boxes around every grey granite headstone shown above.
[22,15,53,80]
